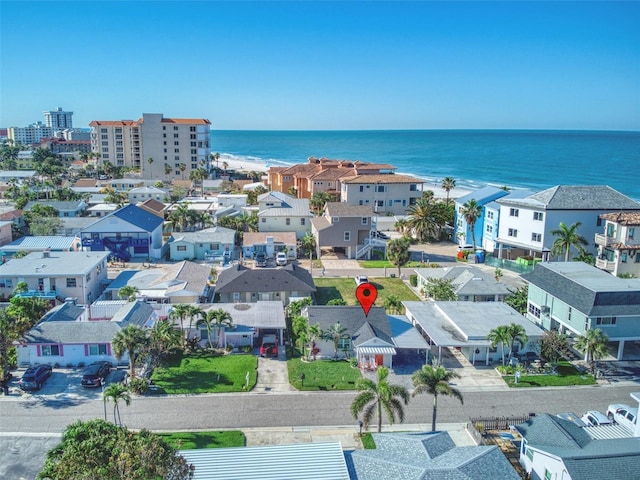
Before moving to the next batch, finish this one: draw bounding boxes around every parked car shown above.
[607,404,638,430]
[580,410,613,427]
[260,334,278,357]
[355,275,369,285]
[371,230,389,240]
[457,244,474,252]
[81,361,112,388]
[18,365,53,392]
[255,252,267,267]
[276,252,288,266]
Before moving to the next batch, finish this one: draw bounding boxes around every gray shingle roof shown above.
[169,226,236,245]
[325,202,374,217]
[499,185,640,210]
[303,306,392,346]
[414,266,511,297]
[522,262,640,316]
[214,264,316,295]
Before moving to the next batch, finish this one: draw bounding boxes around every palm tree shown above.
[461,199,482,251]
[112,325,149,379]
[575,328,609,375]
[307,323,323,360]
[169,304,192,348]
[222,161,228,174]
[441,177,456,205]
[103,383,131,426]
[406,197,439,241]
[118,285,139,302]
[322,322,348,359]
[551,221,588,261]
[185,305,205,344]
[179,163,187,180]
[505,323,529,360]
[164,163,172,177]
[351,366,410,433]
[146,157,154,178]
[487,325,511,366]
[383,294,403,314]
[412,361,463,432]
[147,319,182,361]
[198,308,234,348]
[167,202,190,232]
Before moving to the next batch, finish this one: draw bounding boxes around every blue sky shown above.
[1,1,639,131]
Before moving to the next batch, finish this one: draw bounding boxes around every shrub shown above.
[409,274,418,287]
[349,357,358,368]
[128,377,150,394]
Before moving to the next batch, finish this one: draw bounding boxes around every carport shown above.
[388,315,430,364]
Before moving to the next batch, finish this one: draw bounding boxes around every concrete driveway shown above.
[254,350,295,393]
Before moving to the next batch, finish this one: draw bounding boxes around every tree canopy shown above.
[386,236,411,276]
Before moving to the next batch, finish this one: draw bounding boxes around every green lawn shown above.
[360,433,376,449]
[159,431,246,450]
[503,361,596,388]
[288,357,361,390]
[313,277,419,306]
[359,260,428,269]
[150,352,257,394]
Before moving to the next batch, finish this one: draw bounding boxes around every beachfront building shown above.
[482,189,535,253]
[8,122,55,145]
[523,261,640,360]
[43,107,73,129]
[340,173,424,216]
[495,185,640,262]
[257,191,313,239]
[0,251,109,304]
[311,203,375,259]
[454,186,509,250]
[89,113,211,181]
[267,157,397,199]
[39,137,91,156]
[595,212,640,277]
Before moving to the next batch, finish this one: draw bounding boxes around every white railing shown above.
[595,258,615,272]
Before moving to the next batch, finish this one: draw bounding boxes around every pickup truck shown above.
[260,334,278,357]
[355,275,369,285]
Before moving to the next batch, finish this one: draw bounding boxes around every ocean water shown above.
[210,130,640,200]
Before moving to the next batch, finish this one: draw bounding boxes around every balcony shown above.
[595,233,614,247]
[596,258,615,272]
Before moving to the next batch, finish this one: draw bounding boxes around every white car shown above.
[457,244,474,252]
[276,252,288,266]
[355,275,369,285]
[580,410,612,427]
[607,404,638,430]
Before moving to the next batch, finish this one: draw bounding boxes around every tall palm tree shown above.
[146,157,154,178]
[551,221,588,262]
[487,325,511,366]
[383,294,403,314]
[412,362,463,432]
[322,322,348,359]
[505,322,529,360]
[406,197,439,241]
[351,366,410,433]
[112,325,149,379]
[198,308,234,348]
[185,305,205,344]
[575,328,609,375]
[148,319,182,361]
[441,177,456,205]
[169,304,190,347]
[461,199,482,251]
[103,383,131,426]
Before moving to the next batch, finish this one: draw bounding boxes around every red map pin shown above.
[356,282,378,317]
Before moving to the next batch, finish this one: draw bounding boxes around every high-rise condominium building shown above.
[43,107,73,129]
[8,122,54,145]
[89,113,211,180]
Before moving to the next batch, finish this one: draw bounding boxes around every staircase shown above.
[355,238,387,260]
[103,237,132,262]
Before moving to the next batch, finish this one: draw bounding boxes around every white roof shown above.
[0,251,108,276]
[180,442,349,480]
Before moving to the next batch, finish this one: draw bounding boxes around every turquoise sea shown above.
[210,130,640,200]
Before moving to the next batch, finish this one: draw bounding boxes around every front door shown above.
[375,354,383,367]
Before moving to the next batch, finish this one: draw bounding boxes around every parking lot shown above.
[7,366,128,400]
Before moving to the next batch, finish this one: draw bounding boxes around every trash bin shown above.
[475,250,485,263]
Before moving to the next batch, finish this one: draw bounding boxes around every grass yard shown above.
[503,361,596,388]
[159,431,246,450]
[359,260,430,269]
[150,352,258,394]
[288,357,361,390]
[360,433,376,449]
[313,277,419,306]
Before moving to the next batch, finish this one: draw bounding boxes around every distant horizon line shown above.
[210,128,640,133]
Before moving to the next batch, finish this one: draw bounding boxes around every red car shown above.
[260,335,278,357]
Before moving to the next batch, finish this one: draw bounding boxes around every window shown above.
[531,233,541,242]
[173,126,178,130]
[337,338,351,350]
[190,126,196,132]
[88,344,108,355]
[528,303,541,318]
[174,133,179,138]
[508,228,518,237]
[86,272,91,282]
[285,218,290,225]
[533,211,544,221]
[409,184,417,191]
[344,231,351,241]
[41,345,60,356]
[300,218,305,225]
[359,185,364,192]
[361,217,368,225]
[629,228,635,239]
[191,149,197,155]
[486,211,494,219]
[177,245,187,251]
[66,278,77,287]
[596,316,617,325]
[261,218,266,223]
[568,307,572,322]
[486,225,493,233]
[621,252,628,263]
[375,185,386,193]
[375,200,384,207]
[509,208,519,217]
[544,469,552,480]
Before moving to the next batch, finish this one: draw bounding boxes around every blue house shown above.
[80,204,164,260]
[454,186,509,250]
[24,200,87,218]
[482,189,535,253]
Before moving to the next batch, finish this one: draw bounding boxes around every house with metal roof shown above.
[414,265,511,302]
[514,413,640,480]
[24,200,87,218]
[495,185,640,262]
[17,299,157,367]
[181,442,350,480]
[257,191,313,240]
[302,306,428,368]
[168,226,236,262]
[595,211,640,277]
[1,235,82,257]
[0,250,109,304]
[403,301,544,366]
[214,263,315,305]
[80,204,164,260]
[454,186,510,250]
[347,431,520,480]
[523,261,640,360]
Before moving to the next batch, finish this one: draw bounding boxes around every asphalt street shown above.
[1,385,638,434]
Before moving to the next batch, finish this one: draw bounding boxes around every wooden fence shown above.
[468,414,534,444]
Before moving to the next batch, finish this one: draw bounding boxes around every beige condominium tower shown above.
[89,113,211,181]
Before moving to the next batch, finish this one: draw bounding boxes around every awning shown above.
[357,346,397,355]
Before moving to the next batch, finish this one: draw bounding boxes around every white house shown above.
[595,212,640,277]
[495,185,640,261]
[257,191,313,240]
[127,186,167,204]
[340,173,424,216]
